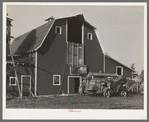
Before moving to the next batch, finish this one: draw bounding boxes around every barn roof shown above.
[105,54,135,71]
[10,14,96,55]
[57,14,96,30]
[10,18,55,55]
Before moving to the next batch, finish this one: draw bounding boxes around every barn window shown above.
[87,33,92,40]
[68,42,73,66]
[67,42,83,67]
[53,75,61,85]
[55,26,62,34]
[116,66,123,76]
[9,77,17,86]
[78,45,83,66]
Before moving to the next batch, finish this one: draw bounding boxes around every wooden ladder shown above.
[28,88,35,97]
[8,44,22,98]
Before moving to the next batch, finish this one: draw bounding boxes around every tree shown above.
[131,63,135,70]
[131,63,138,78]
[140,69,144,82]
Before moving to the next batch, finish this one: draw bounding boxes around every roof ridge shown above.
[33,19,56,52]
[10,14,96,55]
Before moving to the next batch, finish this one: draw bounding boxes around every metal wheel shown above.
[121,91,127,97]
[103,90,110,98]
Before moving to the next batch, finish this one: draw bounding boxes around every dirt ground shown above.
[6,93,143,109]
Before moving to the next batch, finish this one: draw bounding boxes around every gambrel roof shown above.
[10,18,55,55]
[9,14,133,71]
[10,14,96,55]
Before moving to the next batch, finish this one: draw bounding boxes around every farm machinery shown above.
[79,72,136,98]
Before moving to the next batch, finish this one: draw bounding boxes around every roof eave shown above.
[105,54,135,72]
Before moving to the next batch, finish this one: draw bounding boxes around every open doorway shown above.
[68,17,82,44]
[68,76,81,94]
[21,75,31,96]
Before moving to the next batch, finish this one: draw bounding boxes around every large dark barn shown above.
[6,14,134,97]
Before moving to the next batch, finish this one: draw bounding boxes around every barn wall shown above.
[105,56,132,78]
[84,26,103,73]
[61,64,70,94]
[6,53,36,97]
[37,20,105,95]
[6,64,35,97]
[6,64,18,96]
[37,19,68,95]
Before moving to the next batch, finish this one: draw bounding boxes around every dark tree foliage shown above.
[140,69,144,82]
[131,63,135,70]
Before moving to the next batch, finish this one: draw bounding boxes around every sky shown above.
[6,4,145,74]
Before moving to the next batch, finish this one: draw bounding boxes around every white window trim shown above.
[72,43,74,67]
[77,45,79,67]
[53,75,61,85]
[55,26,62,34]
[87,33,93,40]
[116,66,123,76]
[9,77,17,86]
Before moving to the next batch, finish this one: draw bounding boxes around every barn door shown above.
[21,75,31,96]
[69,77,80,94]
[68,17,82,44]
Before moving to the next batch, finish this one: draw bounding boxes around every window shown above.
[73,43,78,67]
[9,77,17,86]
[67,42,83,67]
[116,66,123,75]
[87,33,92,40]
[53,75,61,85]
[68,42,73,66]
[55,26,61,34]
[78,45,83,66]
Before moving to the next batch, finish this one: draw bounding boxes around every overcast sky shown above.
[6,4,145,74]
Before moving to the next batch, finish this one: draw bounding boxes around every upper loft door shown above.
[68,17,82,44]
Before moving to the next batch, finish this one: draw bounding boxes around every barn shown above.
[6,14,134,97]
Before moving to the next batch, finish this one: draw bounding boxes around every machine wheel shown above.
[121,91,127,97]
[103,90,110,98]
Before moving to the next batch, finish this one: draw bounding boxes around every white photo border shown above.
[3,2,147,120]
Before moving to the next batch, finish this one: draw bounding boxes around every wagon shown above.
[109,77,128,97]
[80,72,119,98]
[104,76,136,97]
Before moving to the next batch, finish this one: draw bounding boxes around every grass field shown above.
[6,93,143,109]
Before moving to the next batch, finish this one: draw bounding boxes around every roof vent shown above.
[45,16,55,22]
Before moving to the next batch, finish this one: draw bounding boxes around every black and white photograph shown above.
[3,2,147,120]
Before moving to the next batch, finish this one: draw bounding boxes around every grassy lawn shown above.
[6,93,144,109]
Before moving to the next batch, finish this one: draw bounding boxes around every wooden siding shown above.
[6,64,35,97]
[37,19,68,95]
[105,56,132,77]
[6,53,36,97]
[84,26,103,73]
